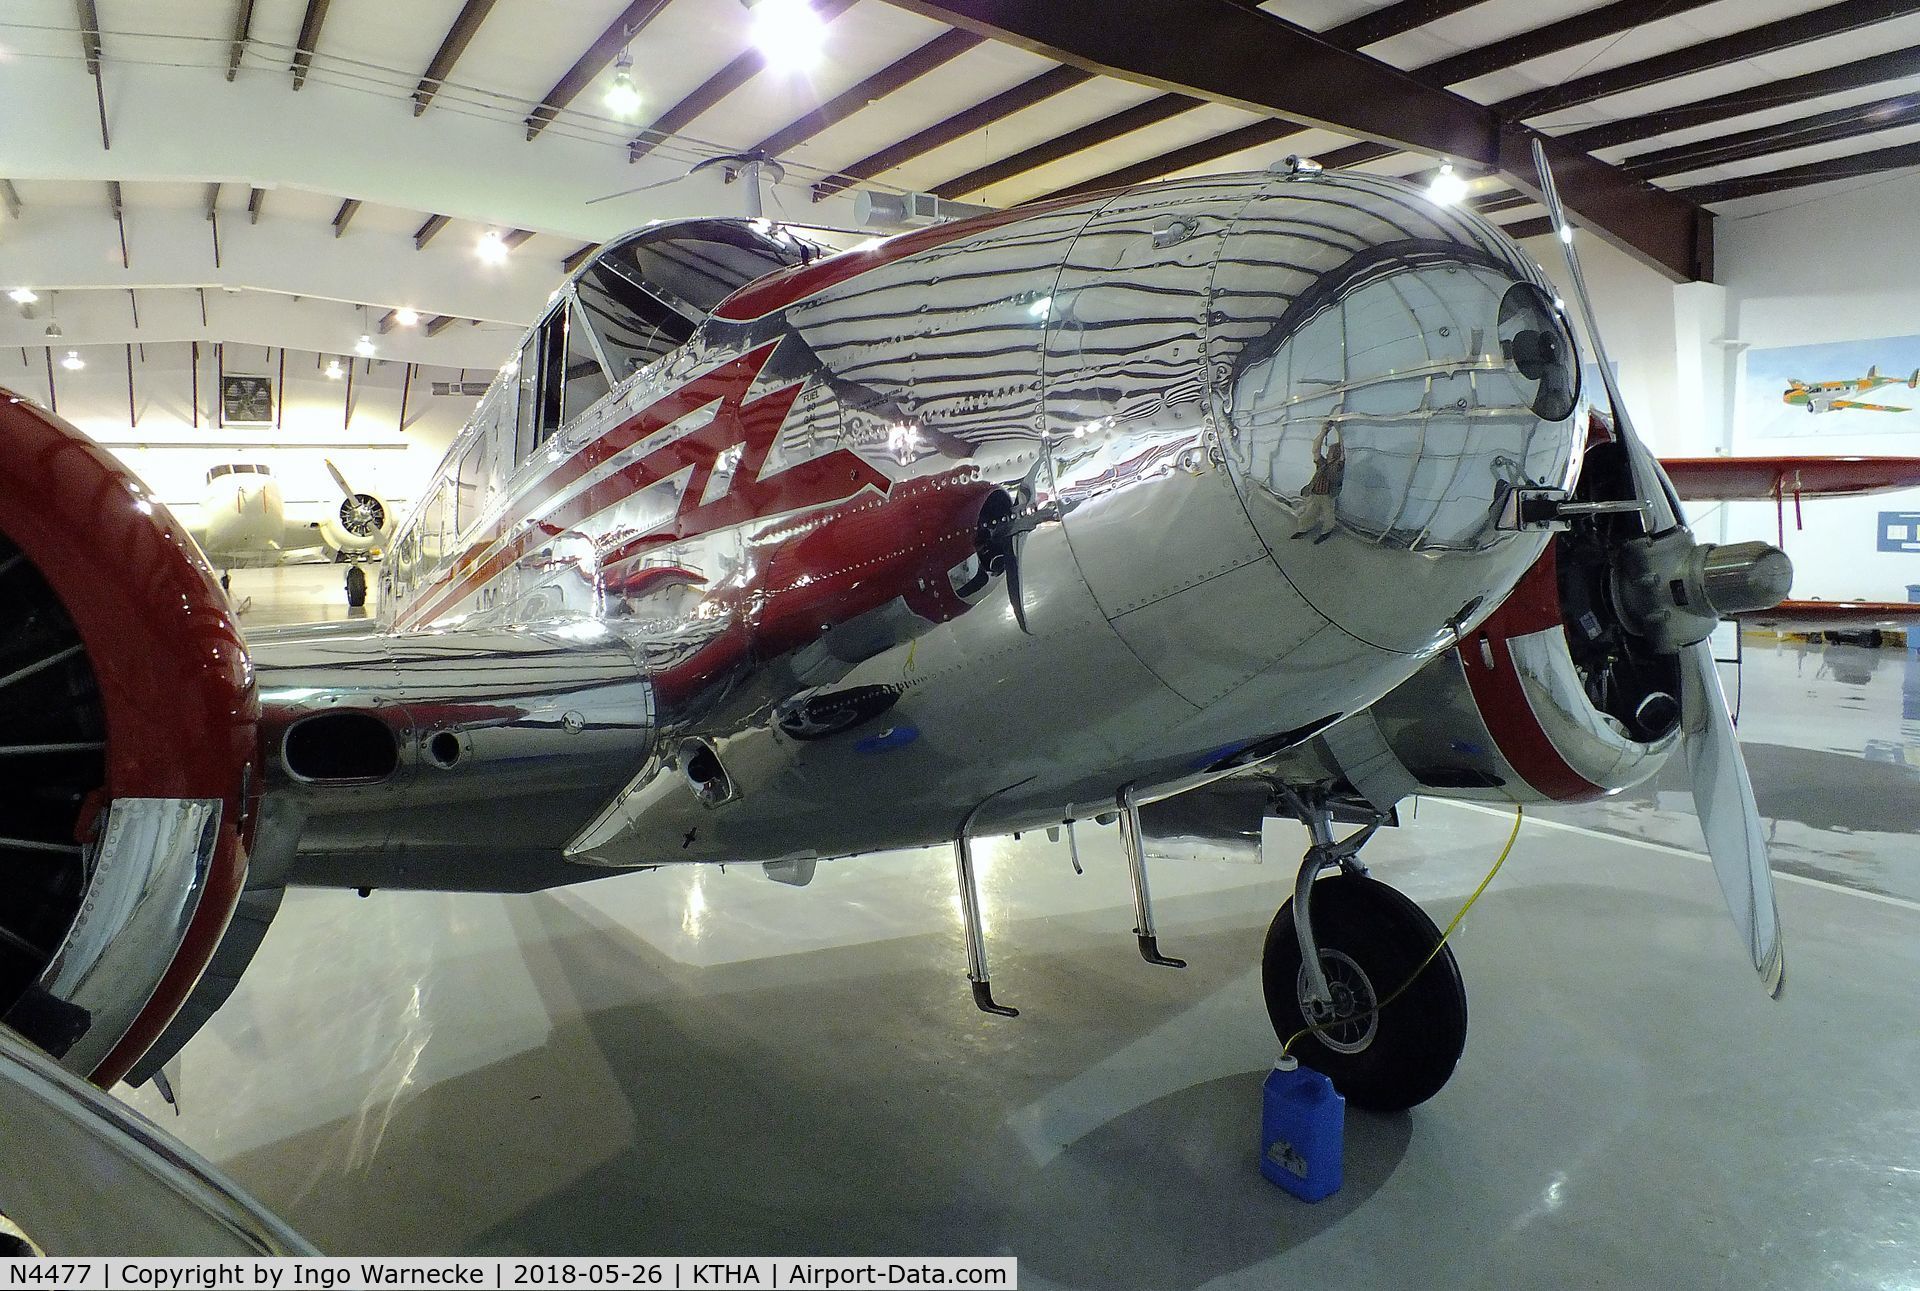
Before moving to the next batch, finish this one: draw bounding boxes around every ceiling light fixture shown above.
[354,333,376,357]
[325,358,344,380]
[394,307,420,328]
[476,230,508,264]
[60,350,83,371]
[605,42,641,116]
[43,321,60,339]
[8,288,36,304]
[745,0,825,72]
[1427,162,1469,207]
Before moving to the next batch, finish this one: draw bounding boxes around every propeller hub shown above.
[1698,540,1794,616]
[1613,532,1792,653]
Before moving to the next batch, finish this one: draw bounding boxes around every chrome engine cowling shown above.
[0,391,259,1087]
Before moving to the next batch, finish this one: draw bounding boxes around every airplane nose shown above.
[1213,183,1582,654]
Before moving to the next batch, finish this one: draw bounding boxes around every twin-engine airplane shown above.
[1783,364,1920,414]
[1,148,1801,1248]
[190,458,396,570]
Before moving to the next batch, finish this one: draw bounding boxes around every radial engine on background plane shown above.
[0,157,1797,1252]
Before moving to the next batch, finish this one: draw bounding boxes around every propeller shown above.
[1530,138,1790,997]
[324,459,387,540]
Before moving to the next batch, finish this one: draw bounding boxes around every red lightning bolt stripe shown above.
[395,340,888,630]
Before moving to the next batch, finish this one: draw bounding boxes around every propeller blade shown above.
[1528,138,1679,536]
[1531,139,1786,998]
[324,459,355,501]
[1679,637,1786,998]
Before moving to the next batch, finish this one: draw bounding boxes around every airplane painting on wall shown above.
[1745,334,1920,437]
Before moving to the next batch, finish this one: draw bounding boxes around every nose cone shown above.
[1214,175,1581,654]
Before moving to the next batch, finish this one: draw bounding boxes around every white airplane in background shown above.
[189,459,398,572]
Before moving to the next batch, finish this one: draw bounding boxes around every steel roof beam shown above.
[1624,93,1920,179]
[751,28,982,160]
[332,198,360,237]
[290,0,331,90]
[1493,0,1920,120]
[934,92,1204,198]
[1420,0,1721,88]
[811,64,1090,199]
[524,0,673,140]
[414,213,450,249]
[414,0,499,116]
[887,0,1709,280]
[628,0,860,163]
[1036,118,1303,203]
[1677,138,1920,204]
[1560,47,1920,155]
[226,0,254,80]
[1321,0,1489,48]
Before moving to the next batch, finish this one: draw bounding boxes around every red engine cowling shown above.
[0,390,259,1086]
[1268,536,1682,810]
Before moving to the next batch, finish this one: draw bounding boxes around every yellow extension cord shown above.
[1281,804,1524,1060]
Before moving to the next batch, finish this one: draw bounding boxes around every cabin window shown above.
[419,485,446,566]
[513,335,541,462]
[455,440,486,533]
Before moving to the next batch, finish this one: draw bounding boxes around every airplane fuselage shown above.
[260,171,1582,886]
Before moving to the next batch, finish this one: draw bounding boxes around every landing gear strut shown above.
[1264,790,1468,1111]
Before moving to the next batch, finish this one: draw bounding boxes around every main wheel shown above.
[1261,872,1467,1111]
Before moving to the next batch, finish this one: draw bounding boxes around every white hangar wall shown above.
[1719,173,1920,607]
[1518,176,1920,605]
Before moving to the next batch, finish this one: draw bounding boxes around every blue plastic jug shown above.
[1260,1057,1344,1201]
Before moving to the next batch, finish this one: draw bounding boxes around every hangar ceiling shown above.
[5,0,1920,379]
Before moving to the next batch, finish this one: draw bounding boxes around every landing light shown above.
[746,0,825,72]
[1427,162,1469,207]
[59,350,83,371]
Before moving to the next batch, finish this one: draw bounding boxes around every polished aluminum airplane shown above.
[0,153,1796,1246]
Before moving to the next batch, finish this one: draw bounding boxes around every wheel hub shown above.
[1296,949,1379,1054]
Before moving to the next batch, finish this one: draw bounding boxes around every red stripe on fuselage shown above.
[396,339,891,630]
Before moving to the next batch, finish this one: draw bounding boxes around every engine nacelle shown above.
[0,391,259,1087]
[1266,537,1681,808]
[318,490,394,558]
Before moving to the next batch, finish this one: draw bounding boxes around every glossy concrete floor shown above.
[119,631,1920,1287]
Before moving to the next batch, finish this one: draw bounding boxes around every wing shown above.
[1660,455,1920,500]
[1738,600,1920,631]
[1829,399,1908,413]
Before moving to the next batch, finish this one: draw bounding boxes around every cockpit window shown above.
[207,464,269,482]
[575,265,696,380]
[572,220,819,381]
[597,219,817,315]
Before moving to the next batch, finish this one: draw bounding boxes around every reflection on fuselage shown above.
[365,172,1582,871]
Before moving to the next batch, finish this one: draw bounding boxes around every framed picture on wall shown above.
[222,374,274,426]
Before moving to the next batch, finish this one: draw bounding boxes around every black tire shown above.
[1261,873,1467,1112]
